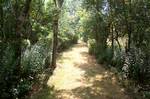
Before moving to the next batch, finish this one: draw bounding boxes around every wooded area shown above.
[0,0,150,98]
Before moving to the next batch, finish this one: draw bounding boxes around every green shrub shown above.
[111,47,125,70]
[88,39,113,64]
[17,79,32,98]
[58,33,78,52]
[144,91,150,99]
[22,39,51,75]
[97,47,113,64]
[0,38,52,99]
[122,48,150,84]
[88,39,96,55]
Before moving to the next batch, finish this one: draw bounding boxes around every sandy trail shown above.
[46,43,130,99]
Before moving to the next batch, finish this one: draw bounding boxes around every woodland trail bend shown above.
[33,43,130,99]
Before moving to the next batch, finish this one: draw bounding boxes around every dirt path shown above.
[32,43,130,99]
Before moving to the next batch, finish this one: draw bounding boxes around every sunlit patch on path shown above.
[47,43,130,99]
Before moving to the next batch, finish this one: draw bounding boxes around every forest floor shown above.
[31,42,131,99]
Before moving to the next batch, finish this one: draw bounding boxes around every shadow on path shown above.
[31,43,131,99]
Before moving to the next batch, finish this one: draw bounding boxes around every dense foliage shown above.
[81,0,150,98]
[0,0,77,98]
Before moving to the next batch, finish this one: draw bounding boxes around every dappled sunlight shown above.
[47,43,90,90]
[47,64,86,90]
[47,43,130,99]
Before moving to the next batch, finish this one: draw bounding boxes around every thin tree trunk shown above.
[127,0,132,51]
[52,19,58,69]
[51,0,63,69]
[109,0,114,57]
[111,24,114,57]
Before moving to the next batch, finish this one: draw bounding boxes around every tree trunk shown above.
[51,0,64,69]
[111,24,114,57]
[127,0,132,51]
[52,19,58,69]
